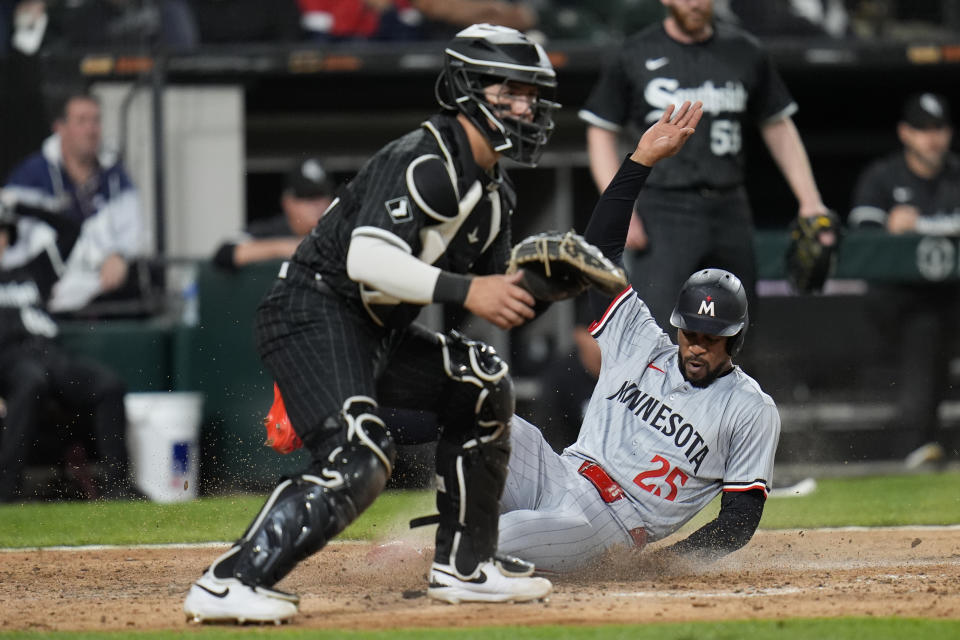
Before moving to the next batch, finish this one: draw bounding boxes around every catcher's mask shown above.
[435,23,560,167]
[670,268,748,357]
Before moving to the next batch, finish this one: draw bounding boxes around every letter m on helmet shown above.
[697,299,716,316]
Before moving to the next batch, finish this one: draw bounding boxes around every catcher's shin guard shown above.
[219,397,395,587]
[433,331,514,576]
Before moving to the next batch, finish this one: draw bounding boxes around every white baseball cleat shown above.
[427,559,552,604]
[183,571,299,624]
[904,442,945,469]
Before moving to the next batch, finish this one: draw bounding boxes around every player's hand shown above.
[887,204,919,234]
[464,272,536,329]
[99,253,129,292]
[630,100,703,167]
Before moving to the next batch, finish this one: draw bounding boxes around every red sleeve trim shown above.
[723,483,769,499]
[588,286,634,337]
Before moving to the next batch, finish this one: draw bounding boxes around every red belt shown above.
[578,461,648,549]
[578,461,625,503]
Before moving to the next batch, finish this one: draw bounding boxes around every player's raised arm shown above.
[584,101,703,266]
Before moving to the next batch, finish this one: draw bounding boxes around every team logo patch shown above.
[384,196,412,223]
[645,56,669,71]
[698,296,715,316]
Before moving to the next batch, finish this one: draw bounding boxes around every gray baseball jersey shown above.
[499,288,780,571]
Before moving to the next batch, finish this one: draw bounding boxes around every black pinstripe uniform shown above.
[256,111,515,457]
[579,21,796,332]
[850,151,960,452]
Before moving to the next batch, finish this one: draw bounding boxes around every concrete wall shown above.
[94,83,245,259]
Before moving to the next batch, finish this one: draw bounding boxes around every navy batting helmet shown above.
[435,24,560,167]
[670,268,748,356]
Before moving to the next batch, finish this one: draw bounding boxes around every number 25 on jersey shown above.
[634,455,688,501]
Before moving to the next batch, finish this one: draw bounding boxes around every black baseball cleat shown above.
[494,554,535,577]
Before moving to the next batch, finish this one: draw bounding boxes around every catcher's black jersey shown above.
[580,22,795,190]
[293,113,516,327]
[850,152,960,227]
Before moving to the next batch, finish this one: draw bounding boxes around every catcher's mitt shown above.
[505,230,627,301]
[785,211,842,294]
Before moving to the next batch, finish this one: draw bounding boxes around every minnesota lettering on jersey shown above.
[606,380,709,473]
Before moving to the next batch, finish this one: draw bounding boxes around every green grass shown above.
[678,471,960,533]
[0,618,958,639]
[1,473,958,549]
[1,474,958,638]
[0,490,435,548]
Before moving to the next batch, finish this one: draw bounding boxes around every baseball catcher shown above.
[785,211,841,294]
[185,24,563,623]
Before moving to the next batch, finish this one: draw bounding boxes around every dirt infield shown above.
[1,527,958,632]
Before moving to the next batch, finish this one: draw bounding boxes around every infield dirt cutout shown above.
[1,527,958,631]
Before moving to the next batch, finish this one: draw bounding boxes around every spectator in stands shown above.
[50,0,199,50]
[189,0,301,44]
[0,1,50,181]
[212,157,335,270]
[539,0,664,43]
[2,92,145,313]
[725,0,850,38]
[849,92,960,467]
[0,199,135,502]
[298,0,537,42]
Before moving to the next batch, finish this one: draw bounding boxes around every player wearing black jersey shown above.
[849,92,960,468]
[183,24,560,624]
[579,0,829,333]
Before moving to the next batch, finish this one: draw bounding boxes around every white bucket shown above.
[125,391,204,503]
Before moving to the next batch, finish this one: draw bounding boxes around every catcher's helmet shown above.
[436,24,559,167]
[669,269,748,357]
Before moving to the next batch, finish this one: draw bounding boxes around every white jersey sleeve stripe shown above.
[588,286,634,337]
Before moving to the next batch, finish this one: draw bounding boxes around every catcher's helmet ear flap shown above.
[669,268,749,357]
[436,23,560,167]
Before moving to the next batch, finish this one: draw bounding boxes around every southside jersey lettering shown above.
[579,21,796,190]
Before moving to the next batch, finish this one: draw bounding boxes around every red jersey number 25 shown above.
[633,455,688,501]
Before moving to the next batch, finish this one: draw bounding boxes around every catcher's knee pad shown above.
[229,397,396,587]
[438,330,515,440]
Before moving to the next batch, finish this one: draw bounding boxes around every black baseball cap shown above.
[901,93,952,130]
[284,158,334,199]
